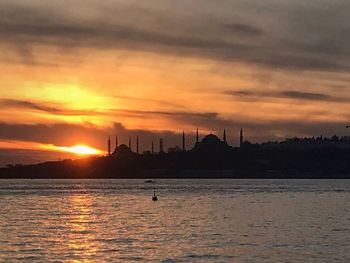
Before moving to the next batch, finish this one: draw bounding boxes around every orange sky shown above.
[0,0,350,165]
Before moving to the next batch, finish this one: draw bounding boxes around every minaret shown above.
[182,131,185,152]
[108,136,111,156]
[136,136,139,154]
[115,135,118,151]
[159,138,164,153]
[151,141,154,154]
[223,129,227,143]
[128,137,131,150]
[240,128,243,147]
[196,128,199,144]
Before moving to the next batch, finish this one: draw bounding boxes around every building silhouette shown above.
[136,136,139,154]
[107,136,111,156]
[192,133,232,153]
[240,128,243,148]
[182,131,186,151]
[159,138,164,153]
[113,144,134,157]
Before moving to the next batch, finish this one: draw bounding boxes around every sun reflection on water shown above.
[66,193,99,262]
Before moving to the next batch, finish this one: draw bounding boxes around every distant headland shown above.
[1,129,350,179]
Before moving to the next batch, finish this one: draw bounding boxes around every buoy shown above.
[152,188,158,201]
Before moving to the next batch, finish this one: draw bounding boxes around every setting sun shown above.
[41,144,104,156]
[60,145,103,155]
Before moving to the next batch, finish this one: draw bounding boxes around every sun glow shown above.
[40,143,104,156]
[57,145,103,155]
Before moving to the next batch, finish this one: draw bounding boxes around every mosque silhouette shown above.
[107,129,244,157]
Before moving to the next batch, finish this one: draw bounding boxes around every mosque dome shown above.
[113,144,134,156]
[191,133,232,153]
[202,134,221,144]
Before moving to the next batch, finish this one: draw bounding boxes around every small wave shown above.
[161,259,180,263]
[332,228,350,232]
[239,243,258,247]
[116,256,144,261]
[93,237,134,244]
[185,253,236,260]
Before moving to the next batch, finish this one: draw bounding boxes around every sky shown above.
[1,0,350,166]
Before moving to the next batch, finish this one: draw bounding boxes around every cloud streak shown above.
[0,98,219,122]
[225,90,350,103]
[0,99,99,116]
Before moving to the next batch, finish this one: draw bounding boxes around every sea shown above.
[0,179,349,262]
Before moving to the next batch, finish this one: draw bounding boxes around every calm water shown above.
[0,179,350,262]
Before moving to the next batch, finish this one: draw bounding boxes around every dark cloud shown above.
[281,91,330,101]
[222,23,263,36]
[0,5,241,50]
[0,122,106,147]
[225,89,350,103]
[0,98,59,112]
[111,109,218,119]
[1,2,350,71]
[228,90,254,97]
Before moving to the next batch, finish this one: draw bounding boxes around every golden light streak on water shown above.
[66,194,100,262]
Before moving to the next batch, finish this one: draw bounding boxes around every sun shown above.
[42,144,104,156]
[65,145,102,155]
